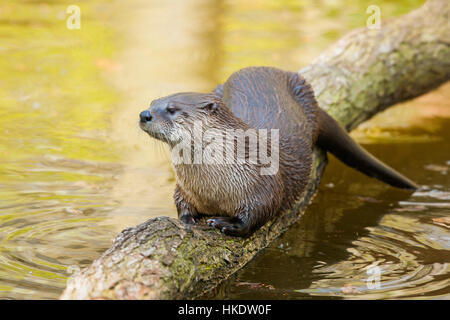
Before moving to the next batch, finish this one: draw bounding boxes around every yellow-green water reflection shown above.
[1,0,449,299]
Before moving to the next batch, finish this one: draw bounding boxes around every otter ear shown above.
[202,102,218,113]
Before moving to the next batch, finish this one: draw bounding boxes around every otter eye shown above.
[166,106,177,115]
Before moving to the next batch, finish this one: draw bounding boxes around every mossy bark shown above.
[61,0,450,300]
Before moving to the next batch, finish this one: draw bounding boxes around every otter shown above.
[139,66,417,237]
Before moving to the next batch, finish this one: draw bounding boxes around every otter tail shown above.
[316,108,418,190]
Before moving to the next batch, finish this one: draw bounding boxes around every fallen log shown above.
[61,0,450,299]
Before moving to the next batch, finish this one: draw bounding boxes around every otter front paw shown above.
[207,217,250,237]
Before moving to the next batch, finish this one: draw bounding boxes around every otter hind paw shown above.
[207,217,250,237]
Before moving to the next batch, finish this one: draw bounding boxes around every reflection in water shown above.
[0,0,448,299]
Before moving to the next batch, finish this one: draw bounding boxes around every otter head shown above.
[139,92,221,146]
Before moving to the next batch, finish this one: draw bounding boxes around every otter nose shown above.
[139,110,152,122]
